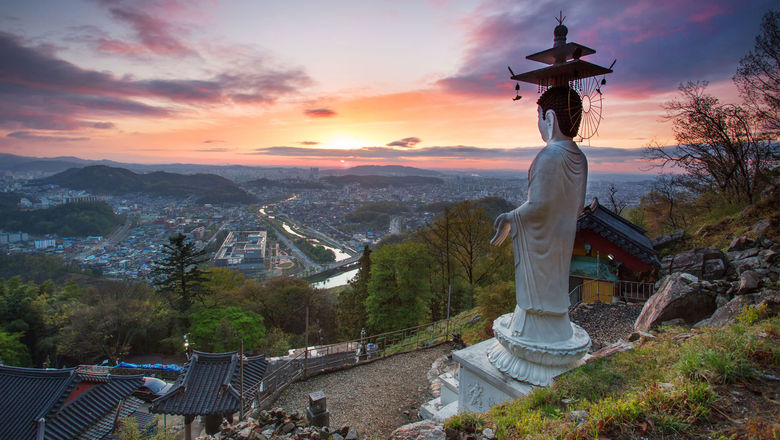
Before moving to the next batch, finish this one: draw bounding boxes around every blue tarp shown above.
[114,362,184,372]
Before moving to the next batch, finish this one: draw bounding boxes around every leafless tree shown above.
[645,81,776,204]
[734,9,780,132]
[606,183,627,215]
[641,174,692,231]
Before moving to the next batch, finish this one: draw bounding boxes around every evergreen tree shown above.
[152,233,208,315]
[337,245,371,339]
[365,242,432,333]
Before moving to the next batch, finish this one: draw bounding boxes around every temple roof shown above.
[0,365,143,440]
[577,198,660,267]
[150,351,267,416]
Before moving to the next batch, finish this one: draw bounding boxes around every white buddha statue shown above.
[488,86,590,385]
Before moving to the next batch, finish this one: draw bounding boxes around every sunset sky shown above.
[0,0,774,172]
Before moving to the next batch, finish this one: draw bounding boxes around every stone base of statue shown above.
[452,338,536,413]
[420,314,590,419]
[487,312,590,386]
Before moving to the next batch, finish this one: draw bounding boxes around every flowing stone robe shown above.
[507,139,587,341]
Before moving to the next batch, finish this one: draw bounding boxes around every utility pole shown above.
[304,302,310,378]
[239,337,244,420]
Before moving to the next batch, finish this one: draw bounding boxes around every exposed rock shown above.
[568,410,589,425]
[660,247,728,280]
[200,408,353,440]
[659,318,686,327]
[738,270,761,294]
[694,294,756,328]
[627,331,655,343]
[482,428,495,439]
[388,420,445,440]
[634,273,716,331]
[753,219,771,234]
[586,340,634,362]
[729,235,755,252]
[758,290,780,315]
[715,293,731,308]
[652,229,685,249]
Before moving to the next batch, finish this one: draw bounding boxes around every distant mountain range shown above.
[39,165,255,204]
[323,165,444,177]
[321,174,443,187]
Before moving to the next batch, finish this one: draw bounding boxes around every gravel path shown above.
[570,302,644,350]
[274,344,453,439]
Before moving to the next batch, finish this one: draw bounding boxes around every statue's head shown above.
[536,86,582,140]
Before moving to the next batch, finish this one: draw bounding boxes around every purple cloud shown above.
[196,147,231,153]
[203,139,225,143]
[6,131,90,142]
[0,31,310,131]
[304,108,337,118]
[92,121,116,129]
[387,137,422,148]
[92,0,198,57]
[438,0,775,98]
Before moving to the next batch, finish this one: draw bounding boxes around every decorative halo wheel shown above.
[573,77,603,140]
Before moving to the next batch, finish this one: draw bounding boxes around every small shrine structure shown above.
[150,350,267,440]
[571,198,660,303]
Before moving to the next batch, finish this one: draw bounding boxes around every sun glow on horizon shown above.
[318,135,371,150]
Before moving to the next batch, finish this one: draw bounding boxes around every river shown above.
[313,268,358,289]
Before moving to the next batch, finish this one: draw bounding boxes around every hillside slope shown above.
[40,165,255,204]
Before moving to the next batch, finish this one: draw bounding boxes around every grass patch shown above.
[446,312,780,439]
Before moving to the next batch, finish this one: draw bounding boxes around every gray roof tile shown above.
[150,351,266,416]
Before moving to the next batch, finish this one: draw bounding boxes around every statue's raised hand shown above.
[491,213,511,246]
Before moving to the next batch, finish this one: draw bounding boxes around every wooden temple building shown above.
[570,198,660,304]
[0,365,145,440]
[151,350,267,440]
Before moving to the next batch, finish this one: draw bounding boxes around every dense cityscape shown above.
[0,161,654,286]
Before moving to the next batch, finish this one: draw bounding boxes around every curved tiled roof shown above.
[0,365,143,440]
[577,198,660,267]
[150,351,266,416]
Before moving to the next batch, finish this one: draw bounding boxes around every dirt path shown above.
[274,343,453,439]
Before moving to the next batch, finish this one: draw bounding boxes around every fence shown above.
[243,318,453,413]
[569,279,655,309]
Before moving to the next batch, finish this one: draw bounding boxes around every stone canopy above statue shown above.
[509,13,613,88]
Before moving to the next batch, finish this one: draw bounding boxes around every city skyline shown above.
[0,0,773,172]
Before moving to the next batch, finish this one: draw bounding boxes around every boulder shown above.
[729,235,755,252]
[660,247,728,280]
[388,420,445,440]
[634,273,717,331]
[652,229,685,249]
[695,289,780,328]
[753,219,771,234]
[586,340,634,362]
[694,294,756,328]
[737,270,761,295]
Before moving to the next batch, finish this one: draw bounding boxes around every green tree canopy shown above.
[188,306,266,353]
[58,282,172,364]
[0,330,32,367]
[337,245,371,339]
[365,242,432,333]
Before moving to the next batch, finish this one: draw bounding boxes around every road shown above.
[389,216,403,235]
[76,216,132,260]
[264,218,321,272]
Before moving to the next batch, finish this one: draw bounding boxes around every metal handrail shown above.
[243,317,456,413]
[569,279,655,309]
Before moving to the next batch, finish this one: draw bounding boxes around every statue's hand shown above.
[490,213,511,246]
